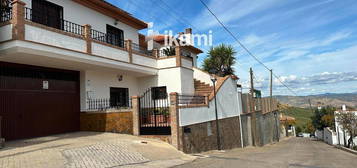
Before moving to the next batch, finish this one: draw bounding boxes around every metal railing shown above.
[0,8,12,23]
[24,7,84,36]
[86,98,132,111]
[178,95,207,106]
[91,29,125,48]
[132,42,153,56]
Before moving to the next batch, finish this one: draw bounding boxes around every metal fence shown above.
[24,7,83,36]
[86,98,132,111]
[91,29,125,48]
[0,8,12,22]
[132,42,153,56]
[178,95,207,106]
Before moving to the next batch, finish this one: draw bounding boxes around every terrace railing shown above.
[0,8,12,23]
[91,29,125,48]
[86,98,132,111]
[24,7,84,36]
[178,94,207,106]
[132,42,153,56]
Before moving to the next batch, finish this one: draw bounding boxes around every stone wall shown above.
[182,116,242,153]
[80,110,133,134]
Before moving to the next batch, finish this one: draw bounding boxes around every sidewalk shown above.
[0,132,195,168]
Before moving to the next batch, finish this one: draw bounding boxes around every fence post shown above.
[170,92,182,150]
[131,96,140,136]
[125,39,133,63]
[83,24,92,54]
[152,49,159,58]
[11,0,26,40]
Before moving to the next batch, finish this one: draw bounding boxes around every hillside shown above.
[275,93,357,109]
[280,106,313,131]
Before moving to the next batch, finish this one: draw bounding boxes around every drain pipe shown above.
[237,85,244,148]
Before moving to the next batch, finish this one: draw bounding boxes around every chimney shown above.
[185,28,192,34]
[342,104,347,111]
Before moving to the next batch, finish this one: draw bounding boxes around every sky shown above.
[107,0,357,96]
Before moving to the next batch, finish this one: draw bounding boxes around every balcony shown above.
[0,2,194,72]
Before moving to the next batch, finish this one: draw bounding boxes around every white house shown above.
[1,0,226,141]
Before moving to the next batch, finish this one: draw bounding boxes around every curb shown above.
[335,145,357,155]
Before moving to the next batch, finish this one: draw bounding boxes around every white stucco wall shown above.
[92,42,129,62]
[157,67,194,95]
[179,78,240,126]
[193,67,212,86]
[137,75,158,95]
[157,58,176,69]
[180,68,194,95]
[25,25,86,52]
[0,24,12,42]
[132,54,157,68]
[22,0,140,43]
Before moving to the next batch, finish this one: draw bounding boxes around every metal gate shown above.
[139,88,171,135]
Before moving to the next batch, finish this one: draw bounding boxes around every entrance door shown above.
[0,62,80,140]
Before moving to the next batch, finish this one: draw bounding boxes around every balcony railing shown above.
[24,7,84,36]
[132,42,153,56]
[0,8,12,23]
[178,94,207,106]
[86,98,132,111]
[91,29,125,48]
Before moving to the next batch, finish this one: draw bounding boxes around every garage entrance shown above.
[0,62,80,140]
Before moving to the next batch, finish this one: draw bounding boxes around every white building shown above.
[334,105,357,147]
[1,0,242,141]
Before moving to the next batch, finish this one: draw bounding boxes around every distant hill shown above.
[274,93,357,109]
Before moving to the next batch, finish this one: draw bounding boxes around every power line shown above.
[197,0,303,97]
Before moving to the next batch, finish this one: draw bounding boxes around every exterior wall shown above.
[182,116,242,153]
[25,24,87,52]
[181,58,193,69]
[180,68,194,95]
[179,78,239,126]
[132,53,157,68]
[80,111,133,134]
[193,67,212,86]
[157,58,176,69]
[137,75,158,94]
[22,0,140,43]
[92,42,129,62]
[84,70,139,100]
[157,67,194,95]
[0,24,12,42]
[324,127,338,145]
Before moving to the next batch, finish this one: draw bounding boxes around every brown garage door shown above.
[0,62,80,140]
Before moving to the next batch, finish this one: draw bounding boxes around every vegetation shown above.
[202,44,236,77]
[162,47,176,56]
[311,106,336,131]
[335,112,357,148]
[280,106,314,133]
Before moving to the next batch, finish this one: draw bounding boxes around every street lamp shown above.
[209,69,221,151]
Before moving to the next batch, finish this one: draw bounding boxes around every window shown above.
[151,86,167,100]
[32,0,63,29]
[110,87,129,107]
[106,25,124,48]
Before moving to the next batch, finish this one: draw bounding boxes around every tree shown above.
[336,112,357,148]
[311,106,335,131]
[306,121,316,134]
[202,44,236,77]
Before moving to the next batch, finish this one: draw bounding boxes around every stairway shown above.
[194,79,213,96]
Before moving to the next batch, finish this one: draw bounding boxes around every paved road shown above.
[174,138,357,168]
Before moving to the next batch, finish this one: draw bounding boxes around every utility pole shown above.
[270,69,279,142]
[250,68,257,146]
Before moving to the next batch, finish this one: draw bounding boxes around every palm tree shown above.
[202,44,236,77]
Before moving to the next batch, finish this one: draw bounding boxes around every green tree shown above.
[311,106,336,131]
[202,44,236,77]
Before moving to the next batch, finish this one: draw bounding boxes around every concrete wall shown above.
[179,78,239,126]
[92,42,129,62]
[182,116,242,153]
[193,68,212,86]
[22,0,140,43]
[324,127,338,145]
[241,111,280,147]
[0,24,12,42]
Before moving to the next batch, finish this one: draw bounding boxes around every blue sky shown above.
[107,0,357,96]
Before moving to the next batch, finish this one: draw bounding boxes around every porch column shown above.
[83,24,92,54]
[170,92,183,150]
[131,96,140,136]
[11,0,26,40]
[175,46,182,67]
[125,39,133,63]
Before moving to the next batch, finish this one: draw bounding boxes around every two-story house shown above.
[0,0,208,140]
